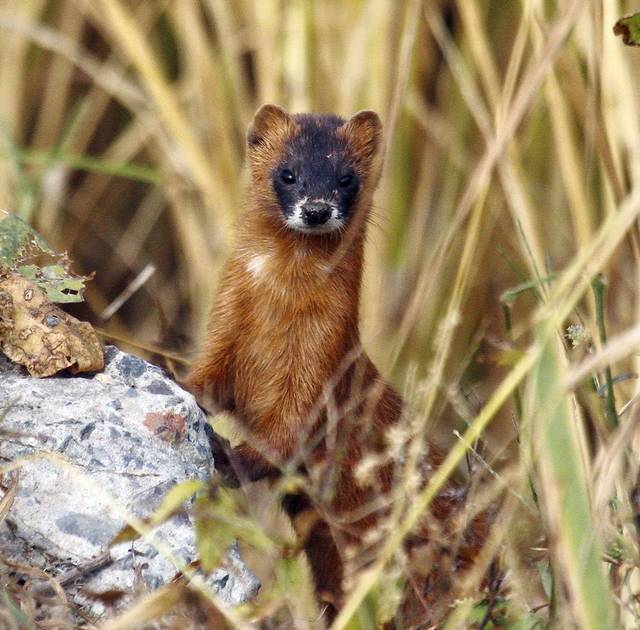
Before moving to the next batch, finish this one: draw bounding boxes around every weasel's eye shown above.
[338,174,354,188]
[280,169,296,185]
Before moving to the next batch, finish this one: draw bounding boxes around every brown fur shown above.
[186,104,491,626]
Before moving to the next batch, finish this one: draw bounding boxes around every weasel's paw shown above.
[204,424,240,488]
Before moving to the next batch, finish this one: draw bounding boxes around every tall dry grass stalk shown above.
[2,0,640,627]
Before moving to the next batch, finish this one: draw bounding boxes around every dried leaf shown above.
[150,480,203,525]
[109,524,141,546]
[0,473,19,524]
[80,588,128,606]
[98,582,186,630]
[0,272,103,377]
[194,486,276,574]
[194,491,237,573]
[614,13,640,47]
[110,480,204,547]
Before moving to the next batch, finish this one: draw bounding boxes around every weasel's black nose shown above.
[302,201,332,226]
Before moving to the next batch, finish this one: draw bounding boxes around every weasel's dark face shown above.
[247,105,383,237]
[272,115,359,234]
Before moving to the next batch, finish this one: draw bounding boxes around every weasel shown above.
[187,104,491,626]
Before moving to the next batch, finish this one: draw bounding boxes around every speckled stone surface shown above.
[0,346,260,613]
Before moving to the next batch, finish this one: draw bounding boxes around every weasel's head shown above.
[246,104,383,235]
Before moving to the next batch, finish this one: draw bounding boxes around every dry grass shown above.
[2,0,640,627]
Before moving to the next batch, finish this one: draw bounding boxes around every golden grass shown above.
[2,0,640,627]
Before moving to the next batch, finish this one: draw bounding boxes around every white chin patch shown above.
[285,198,343,234]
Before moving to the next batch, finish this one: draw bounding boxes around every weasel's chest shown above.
[238,251,343,354]
[232,276,349,420]
[238,296,338,375]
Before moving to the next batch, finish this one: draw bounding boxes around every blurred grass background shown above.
[3,0,640,627]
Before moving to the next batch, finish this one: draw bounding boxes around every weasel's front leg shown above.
[185,276,240,412]
[185,318,235,411]
[204,424,280,486]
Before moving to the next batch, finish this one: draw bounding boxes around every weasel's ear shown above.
[341,110,383,164]
[247,104,294,147]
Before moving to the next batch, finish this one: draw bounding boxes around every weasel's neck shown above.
[237,206,366,339]
[240,206,365,278]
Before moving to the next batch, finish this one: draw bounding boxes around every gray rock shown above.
[0,346,260,616]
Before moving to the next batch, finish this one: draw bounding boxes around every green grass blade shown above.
[529,329,616,630]
[15,148,161,185]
